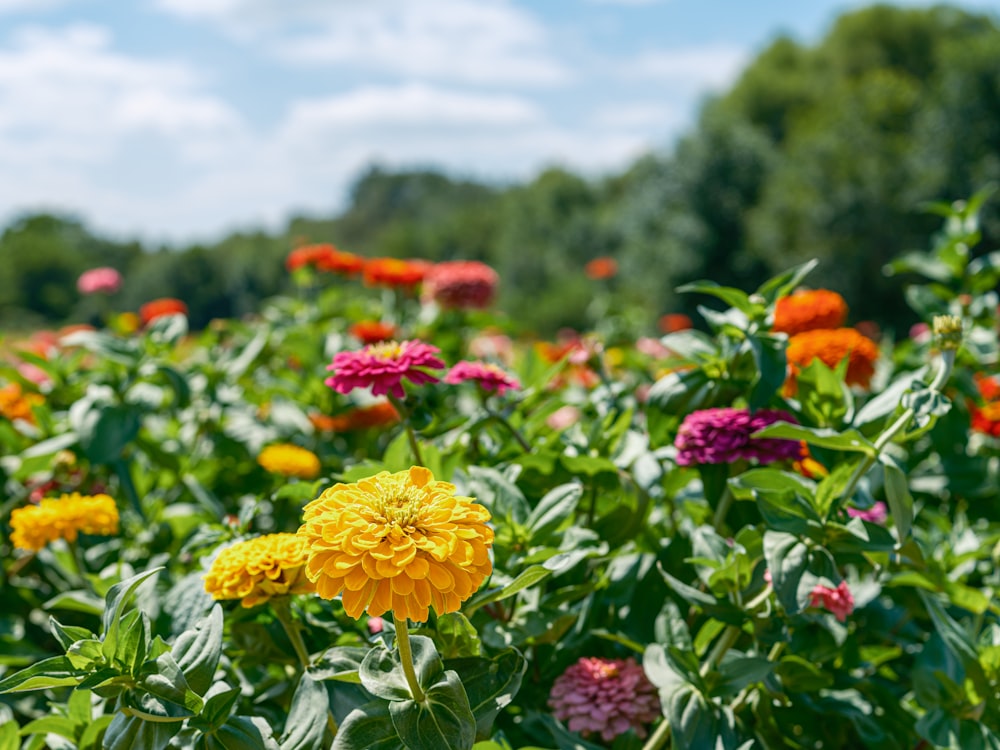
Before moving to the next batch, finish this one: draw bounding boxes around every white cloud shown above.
[153,0,570,86]
[622,45,749,89]
[592,101,683,130]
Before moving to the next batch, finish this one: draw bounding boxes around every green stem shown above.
[485,407,532,453]
[272,597,339,735]
[700,624,741,678]
[839,350,954,505]
[113,459,145,521]
[712,487,734,534]
[65,538,89,588]
[641,715,672,750]
[395,618,426,703]
[388,395,425,467]
[586,482,598,527]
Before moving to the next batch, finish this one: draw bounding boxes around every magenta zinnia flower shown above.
[846,501,887,524]
[809,581,854,622]
[77,267,122,295]
[549,657,661,742]
[444,361,521,395]
[674,407,802,466]
[324,340,445,398]
[423,260,499,309]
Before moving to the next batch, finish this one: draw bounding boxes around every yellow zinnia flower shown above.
[9,493,119,552]
[203,533,315,608]
[298,466,494,623]
[257,444,321,479]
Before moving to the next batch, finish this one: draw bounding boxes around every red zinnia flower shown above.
[362,258,432,289]
[809,581,855,622]
[422,260,499,309]
[658,314,693,334]
[773,289,848,336]
[971,373,1000,437]
[139,298,188,326]
[324,340,445,398]
[444,361,521,395]
[584,257,618,280]
[286,243,334,272]
[349,320,398,345]
[316,248,365,276]
[785,328,879,390]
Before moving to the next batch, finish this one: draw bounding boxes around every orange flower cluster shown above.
[971,374,1000,437]
[10,493,119,552]
[785,328,880,390]
[140,298,188,326]
[536,338,600,389]
[773,290,849,336]
[585,257,618,280]
[309,401,401,433]
[0,383,43,424]
[286,243,364,276]
[362,258,432,289]
[349,320,398,345]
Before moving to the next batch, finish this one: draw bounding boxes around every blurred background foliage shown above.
[3,4,1000,336]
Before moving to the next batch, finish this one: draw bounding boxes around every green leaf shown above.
[20,716,79,742]
[173,604,223,695]
[211,716,279,750]
[359,636,444,702]
[197,688,242,731]
[852,367,928,429]
[526,484,582,545]
[775,655,833,692]
[108,609,149,676]
[0,655,83,693]
[140,651,203,714]
[756,259,819,304]
[332,700,403,750]
[747,334,787,411]
[666,686,736,750]
[465,566,551,615]
[676,281,755,315]
[433,613,481,659]
[103,712,179,750]
[715,656,773,696]
[72,401,142,465]
[763,531,836,616]
[102,568,163,654]
[752,423,875,455]
[444,650,526,741]
[280,674,330,750]
[389,670,476,750]
[879,454,913,541]
[49,617,95,651]
[79,715,113,750]
[0,721,16,750]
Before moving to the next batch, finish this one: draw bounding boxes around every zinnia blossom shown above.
[847,502,888,524]
[310,401,401,433]
[422,260,499,310]
[809,581,855,622]
[349,320,398,345]
[658,313,694,334]
[444,361,521,395]
[584,257,618,281]
[286,243,335,272]
[0,382,43,424]
[773,289,848,335]
[546,405,581,431]
[786,328,879,390]
[10,493,119,552]
[362,258,431,289]
[316,248,365,276]
[548,657,661,742]
[298,466,494,622]
[139,298,188,326]
[77,267,122,295]
[674,407,802,466]
[257,444,321,479]
[203,533,315,608]
[971,374,1000,437]
[325,340,445,399]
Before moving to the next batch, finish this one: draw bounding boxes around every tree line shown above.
[2,4,999,337]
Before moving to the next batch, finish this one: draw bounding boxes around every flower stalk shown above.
[395,618,426,703]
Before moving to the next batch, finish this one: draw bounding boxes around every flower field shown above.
[1,196,999,750]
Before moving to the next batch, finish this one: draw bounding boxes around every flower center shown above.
[372,486,426,530]
[367,341,403,360]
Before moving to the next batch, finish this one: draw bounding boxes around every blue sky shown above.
[0,0,998,243]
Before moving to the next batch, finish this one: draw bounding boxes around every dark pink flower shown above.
[77,267,122,295]
[548,657,661,742]
[444,361,521,395]
[423,261,498,310]
[674,408,802,466]
[809,581,854,622]
[324,340,445,399]
[846,501,887,524]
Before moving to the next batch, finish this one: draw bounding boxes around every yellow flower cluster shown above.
[298,466,494,623]
[203,533,315,608]
[0,383,44,425]
[257,444,321,479]
[9,493,119,552]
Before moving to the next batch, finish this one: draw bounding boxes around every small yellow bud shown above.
[932,314,963,351]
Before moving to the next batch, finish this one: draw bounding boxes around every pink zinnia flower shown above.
[423,261,499,310]
[548,657,661,742]
[846,502,887,524]
[367,616,384,635]
[324,340,445,399]
[636,337,670,359]
[674,408,802,466]
[546,405,581,431]
[77,267,122,295]
[444,361,521,396]
[809,581,855,622]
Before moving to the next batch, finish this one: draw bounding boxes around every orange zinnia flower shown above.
[786,328,879,390]
[316,248,366,276]
[585,257,618,280]
[286,243,334,272]
[362,258,432,289]
[773,290,848,336]
[658,314,693,334]
[0,382,43,424]
[349,320,398,345]
[971,374,1000,437]
[139,298,188,326]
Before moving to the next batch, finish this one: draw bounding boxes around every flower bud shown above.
[932,314,963,351]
